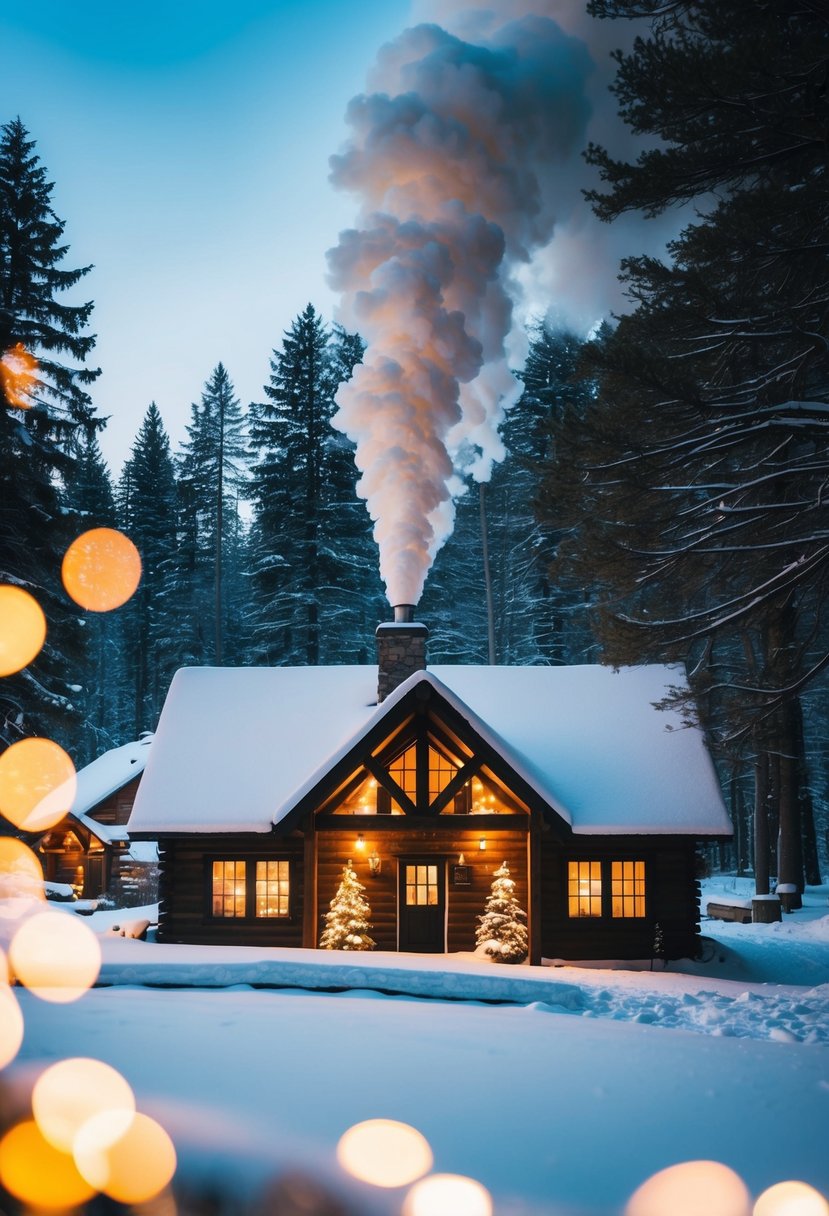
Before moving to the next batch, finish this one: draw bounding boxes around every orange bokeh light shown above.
[0,343,37,409]
[0,736,76,832]
[0,838,46,912]
[75,1111,177,1204]
[754,1182,829,1216]
[0,983,24,1069]
[403,1174,493,1216]
[626,1161,751,1216]
[9,910,101,1002]
[337,1119,433,1188]
[0,1120,96,1210]
[33,1058,135,1153]
[0,585,46,676]
[61,527,142,612]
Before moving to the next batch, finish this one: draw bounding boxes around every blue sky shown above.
[1,0,411,472]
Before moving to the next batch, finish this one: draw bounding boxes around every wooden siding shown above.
[316,825,529,953]
[87,775,143,827]
[157,835,305,946]
[540,836,701,961]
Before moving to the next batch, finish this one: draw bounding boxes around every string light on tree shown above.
[319,860,375,951]
[476,861,528,964]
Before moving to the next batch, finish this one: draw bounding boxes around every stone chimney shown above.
[376,604,428,702]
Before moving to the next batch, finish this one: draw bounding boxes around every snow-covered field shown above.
[8,879,829,1216]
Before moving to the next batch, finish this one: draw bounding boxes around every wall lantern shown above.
[458,852,465,865]
[368,850,382,877]
[479,837,486,852]
[355,833,365,852]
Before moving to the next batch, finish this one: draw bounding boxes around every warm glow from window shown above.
[74,1111,177,1204]
[0,585,46,675]
[9,910,101,1002]
[468,775,512,815]
[754,1182,829,1216]
[612,861,646,918]
[568,861,602,917]
[255,860,289,917]
[0,1120,96,1210]
[62,527,142,612]
[336,1118,433,1187]
[405,863,439,906]
[0,737,77,832]
[0,343,37,409]
[403,1173,493,1216]
[625,1160,750,1216]
[0,985,24,1069]
[32,1058,135,1153]
[212,860,246,917]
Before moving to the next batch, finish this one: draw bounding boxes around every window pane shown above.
[254,859,290,918]
[212,860,246,918]
[568,860,602,917]
[611,860,646,918]
[406,884,416,906]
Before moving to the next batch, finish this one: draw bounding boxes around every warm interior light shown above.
[0,737,77,832]
[61,527,142,612]
[0,984,24,1068]
[479,837,486,851]
[625,1160,751,1216]
[336,1119,433,1188]
[9,910,101,1003]
[458,852,465,865]
[0,585,47,676]
[754,1182,829,1216]
[403,1173,493,1216]
[0,1120,96,1209]
[0,343,37,409]
[0,838,46,912]
[74,1110,176,1204]
[355,833,365,851]
[33,1058,135,1153]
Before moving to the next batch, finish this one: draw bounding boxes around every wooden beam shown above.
[363,754,418,818]
[316,813,529,834]
[529,813,542,966]
[416,726,430,815]
[430,756,484,815]
[303,814,317,949]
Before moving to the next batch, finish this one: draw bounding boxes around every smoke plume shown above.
[327,5,661,608]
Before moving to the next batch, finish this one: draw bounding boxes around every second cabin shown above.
[127,617,731,962]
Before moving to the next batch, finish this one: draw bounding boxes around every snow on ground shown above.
[9,880,829,1216]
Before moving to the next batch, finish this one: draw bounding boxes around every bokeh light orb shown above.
[0,585,46,675]
[626,1160,751,1216]
[0,983,24,1069]
[74,1110,177,1203]
[337,1118,433,1188]
[61,527,141,612]
[0,1120,96,1209]
[754,1182,829,1216]
[9,911,101,1002]
[0,737,77,832]
[403,1173,493,1216]
[33,1058,135,1153]
[0,838,46,912]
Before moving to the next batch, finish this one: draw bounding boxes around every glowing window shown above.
[405,864,439,906]
[255,860,290,918]
[568,861,602,917]
[389,745,418,801]
[611,860,646,918]
[212,860,246,918]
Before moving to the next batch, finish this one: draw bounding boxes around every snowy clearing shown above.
[8,879,829,1216]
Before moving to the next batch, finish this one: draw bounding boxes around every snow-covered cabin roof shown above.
[71,736,153,821]
[127,664,730,838]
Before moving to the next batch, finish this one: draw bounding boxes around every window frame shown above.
[565,857,648,922]
[206,855,294,923]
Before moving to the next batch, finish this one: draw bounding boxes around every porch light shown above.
[355,833,365,852]
[368,850,382,877]
[479,837,486,852]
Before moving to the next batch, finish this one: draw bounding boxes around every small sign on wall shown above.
[452,864,471,886]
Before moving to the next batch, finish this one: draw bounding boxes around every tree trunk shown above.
[794,696,821,885]
[776,702,803,896]
[753,745,770,895]
[479,483,497,664]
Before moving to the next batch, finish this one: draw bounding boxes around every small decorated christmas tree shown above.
[319,860,376,951]
[476,861,528,963]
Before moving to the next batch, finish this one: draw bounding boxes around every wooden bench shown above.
[705,900,752,924]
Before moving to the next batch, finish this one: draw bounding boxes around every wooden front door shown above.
[399,859,446,953]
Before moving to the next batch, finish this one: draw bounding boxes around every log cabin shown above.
[35,736,155,899]
[127,616,731,963]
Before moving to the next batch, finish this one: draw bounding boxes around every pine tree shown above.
[118,403,179,735]
[476,861,528,963]
[177,365,247,666]
[319,860,375,951]
[0,117,101,752]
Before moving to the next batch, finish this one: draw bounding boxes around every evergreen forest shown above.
[1,0,828,895]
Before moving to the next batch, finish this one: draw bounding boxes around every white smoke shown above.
[327,4,668,608]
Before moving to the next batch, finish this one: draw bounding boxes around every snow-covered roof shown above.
[128,664,730,838]
[71,736,153,820]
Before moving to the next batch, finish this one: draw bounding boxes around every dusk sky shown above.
[1,0,671,477]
